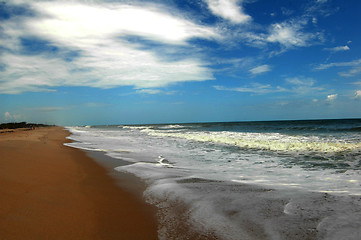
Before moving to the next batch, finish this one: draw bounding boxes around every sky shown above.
[0,0,361,125]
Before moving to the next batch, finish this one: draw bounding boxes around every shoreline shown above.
[0,127,158,240]
[84,150,152,205]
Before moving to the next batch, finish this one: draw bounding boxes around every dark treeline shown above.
[0,122,52,129]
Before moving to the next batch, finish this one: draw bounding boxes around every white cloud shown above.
[0,49,214,94]
[238,17,321,50]
[205,0,251,24]
[286,77,315,86]
[28,2,218,46]
[214,77,324,95]
[285,77,324,95]
[326,94,338,102]
[0,53,71,94]
[237,32,268,48]
[4,112,11,119]
[0,1,219,94]
[85,102,110,108]
[281,7,294,16]
[351,80,361,85]
[315,58,361,70]
[29,107,65,112]
[266,20,315,48]
[214,83,284,94]
[135,89,177,95]
[324,45,350,52]
[4,112,21,121]
[249,64,271,75]
[354,90,361,100]
[135,89,162,95]
[339,67,361,77]
[315,58,361,77]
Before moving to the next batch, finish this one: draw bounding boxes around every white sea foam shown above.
[66,125,361,195]
[66,123,361,240]
[141,128,361,154]
[116,163,260,240]
[122,125,152,130]
[64,142,107,152]
[157,155,174,167]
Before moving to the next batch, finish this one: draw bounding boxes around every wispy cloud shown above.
[326,93,338,102]
[204,0,251,24]
[237,16,323,52]
[3,112,21,121]
[315,59,361,70]
[249,64,271,75]
[214,83,284,94]
[285,77,315,86]
[351,80,361,85]
[135,89,163,95]
[259,0,331,50]
[354,90,361,100]
[26,106,71,112]
[214,76,324,95]
[285,77,324,95]
[339,68,361,77]
[266,19,316,48]
[324,45,350,52]
[85,102,110,108]
[33,107,65,112]
[315,58,361,77]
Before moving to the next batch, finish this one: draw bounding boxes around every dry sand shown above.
[0,127,158,240]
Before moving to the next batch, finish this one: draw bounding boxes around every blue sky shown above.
[1,0,361,125]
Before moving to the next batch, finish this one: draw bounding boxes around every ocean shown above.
[65,119,361,240]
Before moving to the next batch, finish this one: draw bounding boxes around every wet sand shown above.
[0,127,158,240]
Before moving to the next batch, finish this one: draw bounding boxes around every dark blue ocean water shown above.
[144,118,361,134]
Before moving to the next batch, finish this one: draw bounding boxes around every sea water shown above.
[65,119,361,240]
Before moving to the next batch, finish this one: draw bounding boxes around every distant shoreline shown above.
[0,122,53,134]
[0,122,52,130]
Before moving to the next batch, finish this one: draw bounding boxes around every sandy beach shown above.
[0,127,158,240]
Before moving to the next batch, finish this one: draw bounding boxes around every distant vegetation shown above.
[0,122,52,129]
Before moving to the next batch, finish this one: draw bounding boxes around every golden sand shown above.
[0,127,157,240]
